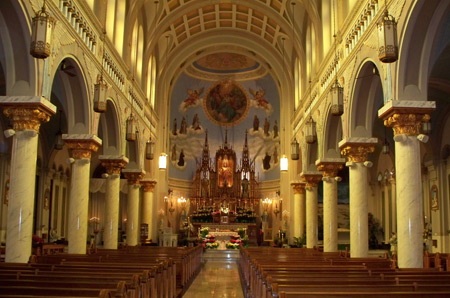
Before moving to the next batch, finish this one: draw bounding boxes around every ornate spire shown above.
[201,129,210,170]
[241,130,250,172]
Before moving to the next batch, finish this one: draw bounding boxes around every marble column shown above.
[99,156,128,249]
[340,138,377,258]
[123,169,145,246]
[64,135,102,254]
[389,176,397,234]
[301,172,322,249]
[379,100,435,268]
[0,96,56,263]
[290,182,306,239]
[316,159,345,252]
[140,180,157,242]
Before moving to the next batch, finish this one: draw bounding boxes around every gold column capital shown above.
[123,170,146,185]
[141,180,157,192]
[378,101,435,136]
[64,136,102,159]
[100,156,129,175]
[316,161,344,177]
[301,174,322,188]
[291,182,306,194]
[340,143,375,163]
[384,113,430,136]
[1,103,55,132]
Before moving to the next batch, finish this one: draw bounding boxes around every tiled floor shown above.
[183,260,244,297]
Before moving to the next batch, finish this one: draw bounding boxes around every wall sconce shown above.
[159,153,167,170]
[178,196,187,211]
[280,155,288,172]
[262,197,272,212]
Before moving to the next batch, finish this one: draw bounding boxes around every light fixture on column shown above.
[159,35,170,170]
[377,1,398,63]
[126,112,137,141]
[94,30,108,113]
[54,110,64,150]
[382,127,389,154]
[422,121,431,135]
[305,81,317,144]
[291,138,299,160]
[330,0,344,116]
[30,0,55,59]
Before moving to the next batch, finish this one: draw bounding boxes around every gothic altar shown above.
[188,130,260,246]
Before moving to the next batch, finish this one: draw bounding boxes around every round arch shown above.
[97,99,122,156]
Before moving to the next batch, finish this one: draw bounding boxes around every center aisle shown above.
[183,250,244,297]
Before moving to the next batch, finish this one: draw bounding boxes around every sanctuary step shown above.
[203,249,240,261]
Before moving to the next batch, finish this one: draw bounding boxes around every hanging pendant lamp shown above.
[377,8,398,63]
[30,0,55,59]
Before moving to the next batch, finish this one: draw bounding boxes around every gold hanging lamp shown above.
[30,0,55,59]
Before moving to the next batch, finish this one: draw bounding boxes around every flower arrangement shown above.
[206,242,218,249]
[237,227,246,238]
[32,235,44,245]
[227,242,240,249]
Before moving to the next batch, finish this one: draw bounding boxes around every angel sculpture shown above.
[249,88,269,109]
[183,88,204,109]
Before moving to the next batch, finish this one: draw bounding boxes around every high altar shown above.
[189,129,260,245]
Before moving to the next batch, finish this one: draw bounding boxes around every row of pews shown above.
[0,245,202,298]
[239,247,450,298]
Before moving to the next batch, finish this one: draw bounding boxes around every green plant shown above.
[292,233,306,248]
[368,213,384,249]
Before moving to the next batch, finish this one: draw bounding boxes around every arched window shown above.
[137,25,144,81]
[147,56,156,107]
[105,0,116,41]
[114,0,126,56]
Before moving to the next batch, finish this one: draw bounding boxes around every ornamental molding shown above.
[378,101,435,136]
[63,135,102,159]
[0,97,56,131]
[122,169,146,185]
[300,172,322,187]
[316,161,345,178]
[99,155,129,175]
[340,143,375,163]
[140,180,157,192]
[290,182,306,194]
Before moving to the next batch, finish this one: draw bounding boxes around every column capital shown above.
[300,172,322,187]
[141,180,157,192]
[316,158,345,177]
[122,169,146,185]
[339,138,377,163]
[99,155,129,175]
[63,134,102,159]
[378,100,435,136]
[290,181,306,194]
[0,96,56,131]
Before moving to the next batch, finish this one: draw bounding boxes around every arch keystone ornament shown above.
[378,100,435,268]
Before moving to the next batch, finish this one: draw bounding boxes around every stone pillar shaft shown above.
[317,160,344,253]
[301,173,322,249]
[141,180,157,242]
[123,170,145,246]
[100,156,128,250]
[340,139,376,258]
[64,135,102,254]
[291,182,306,239]
[0,97,56,263]
[379,101,435,268]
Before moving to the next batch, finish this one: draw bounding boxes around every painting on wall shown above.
[169,73,280,181]
[431,184,438,211]
[203,80,250,126]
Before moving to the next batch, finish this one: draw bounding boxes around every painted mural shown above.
[169,72,280,182]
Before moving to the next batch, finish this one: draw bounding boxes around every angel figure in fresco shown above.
[273,120,278,138]
[192,113,201,130]
[264,118,270,136]
[179,88,204,112]
[250,88,269,108]
[172,118,178,135]
[180,117,187,134]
